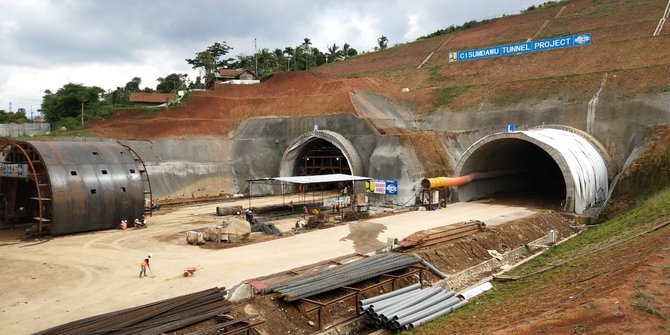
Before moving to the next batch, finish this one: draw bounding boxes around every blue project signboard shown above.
[448,33,591,63]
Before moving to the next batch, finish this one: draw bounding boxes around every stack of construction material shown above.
[270,253,424,301]
[359,284,467,331]
[34,287,231,335]
[251,219,281,235]
[398,220,485,248]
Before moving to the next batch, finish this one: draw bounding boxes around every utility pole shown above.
[30,105,33,123]
[254,38,258,75]
[81,100,84,126]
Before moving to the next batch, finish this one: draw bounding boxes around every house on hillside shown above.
[128,92,177,106]
[215,68,259,85]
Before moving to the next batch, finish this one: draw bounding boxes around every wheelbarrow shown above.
[183,265,203,277]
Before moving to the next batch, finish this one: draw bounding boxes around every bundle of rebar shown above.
[34,287,230,335]
[359,284,468,331]
[270,253,424,301]
[251,219,282,235]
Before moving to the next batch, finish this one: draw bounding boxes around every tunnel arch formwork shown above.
[454,127,609,214]
[279,130,364,178]
[0,141,147,235]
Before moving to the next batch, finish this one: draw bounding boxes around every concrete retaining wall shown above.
[0,123,50,137]
[117,93,668,206]
[122,114,424,204]
[433,93,670,174]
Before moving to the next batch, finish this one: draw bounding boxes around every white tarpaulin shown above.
[522,128,608,213]
[269,173,371,184]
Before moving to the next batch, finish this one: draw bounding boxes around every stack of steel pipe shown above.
[360,284,468,331]
[270,253,424,301]
[34,287,230,335]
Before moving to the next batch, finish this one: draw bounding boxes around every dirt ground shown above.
[0,196,544,335]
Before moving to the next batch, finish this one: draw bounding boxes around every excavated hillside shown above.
[89,73,392,139]
[88,0,670,140]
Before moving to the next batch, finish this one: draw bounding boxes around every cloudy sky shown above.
[0,0,547,115]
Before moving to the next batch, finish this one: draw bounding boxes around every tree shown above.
[189,76,206,90]
[283,47,294,71]
[124,77,142,92]
[0,110,29,123]
[273,48,284,69]
[376,35,389,50]
[327,43,342,62]
[156,73,188,93]
[186,42,233,87]
[300,38,312,69]
[41,83,105,124]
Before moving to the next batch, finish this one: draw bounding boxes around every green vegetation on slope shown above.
[404,187,670,334]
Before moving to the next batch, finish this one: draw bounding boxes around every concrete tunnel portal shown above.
[279,130,363,190]
[454,127,610,214]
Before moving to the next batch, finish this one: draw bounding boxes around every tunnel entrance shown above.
[294,139,351,176]
[280,130,364,192]
[294,139,351,190]
[457,138,566,209]
[455,128,609,214]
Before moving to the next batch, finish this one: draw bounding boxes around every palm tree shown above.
[301,38,312,69]
[327,43,342,62]
[273,48,284,70]
[283,47,294,71]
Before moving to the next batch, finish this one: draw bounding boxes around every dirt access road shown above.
[0,198,535,335]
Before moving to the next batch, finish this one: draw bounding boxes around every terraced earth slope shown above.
[88,0,670,140]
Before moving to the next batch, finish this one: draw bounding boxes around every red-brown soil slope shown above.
[88,0,670,138]
[89,72,391,139]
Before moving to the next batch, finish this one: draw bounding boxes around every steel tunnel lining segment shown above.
[279,130,363,177]
[28,141,145,235]
[455,128,608,214]
[521,128,608,213]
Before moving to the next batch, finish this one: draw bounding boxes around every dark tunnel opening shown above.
[293,138,351,190]
[458,138,566,209]
[1,177,38,226]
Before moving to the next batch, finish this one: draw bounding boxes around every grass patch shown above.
[632,289,666,319]
[431,86,470,110]
[573,324,588,334]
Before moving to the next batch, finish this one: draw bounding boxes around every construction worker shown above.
[139,254,151,278]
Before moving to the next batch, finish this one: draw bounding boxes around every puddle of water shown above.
[340,222,387,253]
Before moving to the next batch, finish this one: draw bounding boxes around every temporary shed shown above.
[0,141,152,235]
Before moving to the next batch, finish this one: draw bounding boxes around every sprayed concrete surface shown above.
[0,200,534,334]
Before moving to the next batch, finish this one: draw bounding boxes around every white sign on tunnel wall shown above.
[2,163,27,177]
[365,179,398,195]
